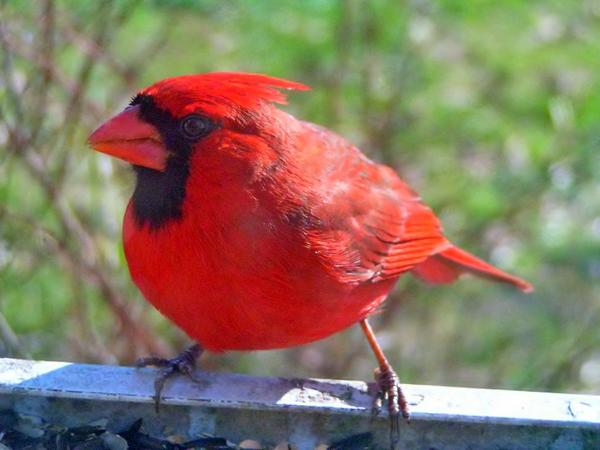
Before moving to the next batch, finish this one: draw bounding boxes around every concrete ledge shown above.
[0,358,598,449]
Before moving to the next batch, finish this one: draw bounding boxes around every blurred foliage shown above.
[1,0,599,395]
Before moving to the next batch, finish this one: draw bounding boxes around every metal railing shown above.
[0,358,598,449]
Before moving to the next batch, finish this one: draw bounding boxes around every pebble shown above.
[101,432,129,450]
[239,439,263,449]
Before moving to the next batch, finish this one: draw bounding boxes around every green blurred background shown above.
[1,0,599,395]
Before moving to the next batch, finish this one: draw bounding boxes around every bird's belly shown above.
[123,208,395,352]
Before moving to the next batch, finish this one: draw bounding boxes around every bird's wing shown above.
[293,124,448,285]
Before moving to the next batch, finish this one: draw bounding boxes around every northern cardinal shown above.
[88,72,532,442]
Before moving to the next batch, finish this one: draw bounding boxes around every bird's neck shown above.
[130,161,190,230]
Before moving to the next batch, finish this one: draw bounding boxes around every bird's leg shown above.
[136,343,204,412]
[360,319,409,447]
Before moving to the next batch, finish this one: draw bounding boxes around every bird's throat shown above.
[131,160,190,230]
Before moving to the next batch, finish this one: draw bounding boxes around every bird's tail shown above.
[412,244,533,292]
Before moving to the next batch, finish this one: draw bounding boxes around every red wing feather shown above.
[298,126,448,284]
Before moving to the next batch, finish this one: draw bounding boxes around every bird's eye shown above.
[180,115,212,139]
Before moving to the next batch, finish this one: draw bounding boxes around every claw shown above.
[375,367,410,420]
[136,355,173,368]
[372,366,410,449]
[136,344,203,412]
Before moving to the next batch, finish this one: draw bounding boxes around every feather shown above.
[413,246,533,292]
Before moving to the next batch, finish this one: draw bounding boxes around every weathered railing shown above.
[0,358,598,449]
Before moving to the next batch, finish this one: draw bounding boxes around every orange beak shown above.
[88,105,168,171]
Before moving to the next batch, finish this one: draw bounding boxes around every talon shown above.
[136,355,172,368]
[136,344,204,412]
[375,366,410,421]
[360,319,409,450]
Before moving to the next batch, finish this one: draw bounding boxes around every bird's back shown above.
[272,120,448,285]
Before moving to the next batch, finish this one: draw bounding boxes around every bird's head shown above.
[88,72,309,172]
[88,72,309,228]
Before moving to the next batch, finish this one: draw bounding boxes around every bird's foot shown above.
[136,343,204,412]
[371,365,410,448]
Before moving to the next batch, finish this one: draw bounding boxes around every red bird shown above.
[88,72,532,437]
